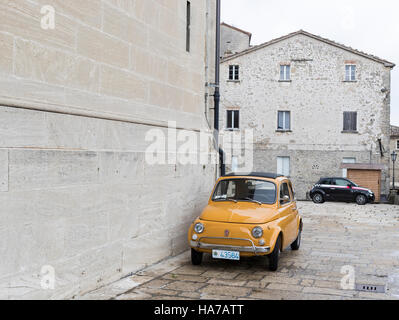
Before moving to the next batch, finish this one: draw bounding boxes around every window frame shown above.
[277,111,291,131]
[343,111,358,132]
[277,156,290,177]
[229,65,240,81]
[226,110,240,130]
[396,140,399,150]
[279,181,292,206]
[280,65,291,81]
[345,64,356,82]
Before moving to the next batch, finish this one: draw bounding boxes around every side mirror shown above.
[347,184,352,188]
[280,195,290,204]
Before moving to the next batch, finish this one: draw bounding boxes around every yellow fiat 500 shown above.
[188,172,302,271]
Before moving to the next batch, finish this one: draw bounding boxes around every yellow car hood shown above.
[200,202,279,224]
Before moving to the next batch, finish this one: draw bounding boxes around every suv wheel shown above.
[268,235,281,271]
[355,194,367,205]
[312,193,324,204]
[191,248,203,265]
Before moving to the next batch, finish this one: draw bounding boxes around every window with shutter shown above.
[226,110,239,130]
[343,112,357,132]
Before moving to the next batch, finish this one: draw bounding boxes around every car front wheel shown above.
[291,227,302,251]
[191,248,203,265]
[268,235,281,271]
[312,192,324,204]
[355,194,367,205]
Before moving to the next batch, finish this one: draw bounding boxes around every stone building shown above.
[220,22,251,57]
[0,0,217,299]
[220,29,395,200]
[390,125,399,188]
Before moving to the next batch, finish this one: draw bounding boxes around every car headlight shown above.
[252,226,263,239]
[194,222,204,234]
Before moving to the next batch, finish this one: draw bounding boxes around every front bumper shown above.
[367,193,375,202]
[190,236,271,255]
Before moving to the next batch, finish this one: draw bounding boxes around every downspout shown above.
[214,0,225,176]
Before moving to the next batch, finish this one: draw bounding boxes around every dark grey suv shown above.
[309,177,375,205]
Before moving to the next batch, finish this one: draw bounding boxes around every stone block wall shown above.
[0,0,218,298]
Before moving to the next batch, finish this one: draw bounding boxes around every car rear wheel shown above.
[312,192,324,204]
[268,235,281,271]
[191,248,203,265]
[355,194,367,205]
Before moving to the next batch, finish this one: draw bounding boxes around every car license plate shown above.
[212,249,240,261]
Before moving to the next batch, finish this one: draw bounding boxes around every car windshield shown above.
[212,179,277,204]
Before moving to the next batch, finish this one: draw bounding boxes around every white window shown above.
[231,156,238,172]
[277,111,291,131]
[277,157,290,177]
[226,110,239,130]
[342,157,356,178]
[280,65,291,81]
[229,65,239,81]
[345,65,356,81]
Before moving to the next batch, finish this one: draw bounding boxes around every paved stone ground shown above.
[79,201,399,300]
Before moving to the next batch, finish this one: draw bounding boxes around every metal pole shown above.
[393,159,396,190]
[214,0,225,176]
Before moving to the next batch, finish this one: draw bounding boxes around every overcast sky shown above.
[221,0,399,125]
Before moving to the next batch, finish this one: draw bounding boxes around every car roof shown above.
[223,172,285,179]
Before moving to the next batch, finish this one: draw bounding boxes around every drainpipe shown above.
[214,0,225,176]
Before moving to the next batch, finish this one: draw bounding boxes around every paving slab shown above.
[78,202,399,300]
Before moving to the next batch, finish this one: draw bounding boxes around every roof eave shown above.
[221,30,395,68]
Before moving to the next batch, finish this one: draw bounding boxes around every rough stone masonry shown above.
[220,30,395,200]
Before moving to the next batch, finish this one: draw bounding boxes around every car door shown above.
[330,178,353,201]
[278,181,297,247]
[318,178,334,200]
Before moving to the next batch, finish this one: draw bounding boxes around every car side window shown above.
[335,179,349,186]
[280,182,291,205]
[320,179,330,185]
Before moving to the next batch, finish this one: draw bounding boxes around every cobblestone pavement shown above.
[80,202,399,300]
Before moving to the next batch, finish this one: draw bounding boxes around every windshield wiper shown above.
[226,198,238,203]
[243,197,262,205]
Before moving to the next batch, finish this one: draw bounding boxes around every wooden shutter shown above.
[234,110,239,129]
[227,110,232,129]
[344,112,357,131]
